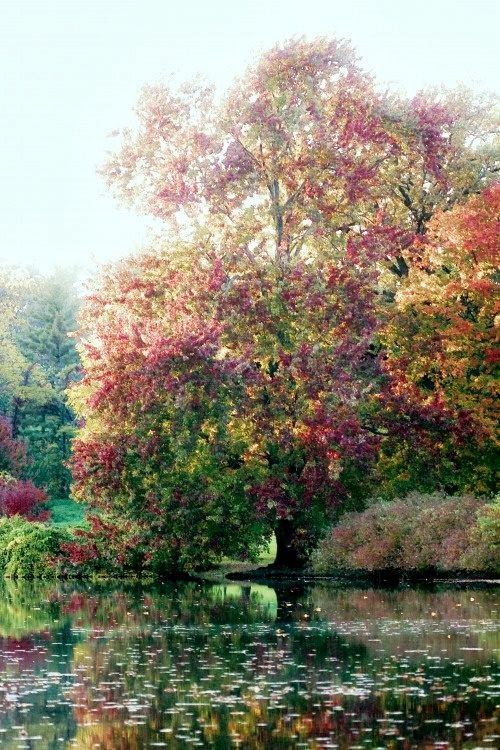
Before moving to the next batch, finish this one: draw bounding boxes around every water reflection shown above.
[0,580,498,748]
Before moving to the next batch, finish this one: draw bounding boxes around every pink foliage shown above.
[0,417,26,475]
[0,479,49,521]
[313,493,498,573]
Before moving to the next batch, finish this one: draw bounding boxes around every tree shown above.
[377,185,499,497]
[0,267,32,418]
[72,38,498,571]
[0,268,80,497]
[15,272,80,496]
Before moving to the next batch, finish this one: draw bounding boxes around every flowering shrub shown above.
[0,474,49,521]
[312,493,499,574]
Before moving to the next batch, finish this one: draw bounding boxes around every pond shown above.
[0,580,498,748]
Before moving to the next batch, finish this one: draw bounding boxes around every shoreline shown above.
[221,564,500,587]
[1,564,498,586]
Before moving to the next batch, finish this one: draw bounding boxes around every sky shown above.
[1,0,498,277]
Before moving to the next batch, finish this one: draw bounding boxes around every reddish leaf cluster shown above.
[0,478,48,521]
[313,493,499,573]
[71,38,498,572]
[0,416,26,475]
[378,185,499,496]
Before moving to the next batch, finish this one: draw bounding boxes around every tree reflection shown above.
[0,581,498,749]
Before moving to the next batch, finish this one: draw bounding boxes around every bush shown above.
[312,493,499,574]
[461,500,500,571]
[58,514,144,577]
[0,475,49,521]
[0,516,71,578]
[58,511,228,577]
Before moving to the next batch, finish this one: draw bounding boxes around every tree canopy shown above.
[70,38,499,572]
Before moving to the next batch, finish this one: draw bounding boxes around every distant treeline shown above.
[0,269,80,497]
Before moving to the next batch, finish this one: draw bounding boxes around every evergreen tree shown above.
[0,268,80,497]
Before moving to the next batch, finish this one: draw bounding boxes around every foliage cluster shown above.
[312,493,500,573]
[0,475,49,521]
[0,270,80,497]
[60,507,265,577]
[0,516,71,578]
[70,37,498,573]
[0,416,49,521]
[0,37,497,577]
[0,416,26,473]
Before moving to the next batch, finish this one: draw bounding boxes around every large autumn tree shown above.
[72,38,498,572]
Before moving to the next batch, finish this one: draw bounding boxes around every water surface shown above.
[0,580,498,748]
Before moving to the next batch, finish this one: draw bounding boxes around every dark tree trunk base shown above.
[272,519,305,569]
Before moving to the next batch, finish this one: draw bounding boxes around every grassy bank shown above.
[47,497,87,528]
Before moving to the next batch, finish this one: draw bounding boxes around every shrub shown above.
[0,516,71,578]
[460,499,500,571]
[312,493,499,574]
[58,514,143,577]
[0,475,49,521]
[59,512,223,577]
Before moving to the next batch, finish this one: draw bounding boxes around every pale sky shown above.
[1,0,498,277]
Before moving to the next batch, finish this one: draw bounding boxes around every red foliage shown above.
[59,514,144,573]
[0,416,26,475]
[0,478,49,521]
[71,39,498,571]
[313,493,498,573]
[60,540,97,566]
[377,186,499,495]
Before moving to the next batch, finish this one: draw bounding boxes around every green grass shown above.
[221,535,277,568]
[47,497,88,528]
[259,534,277,564]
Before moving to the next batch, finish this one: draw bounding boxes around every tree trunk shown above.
[273,518,304,568]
